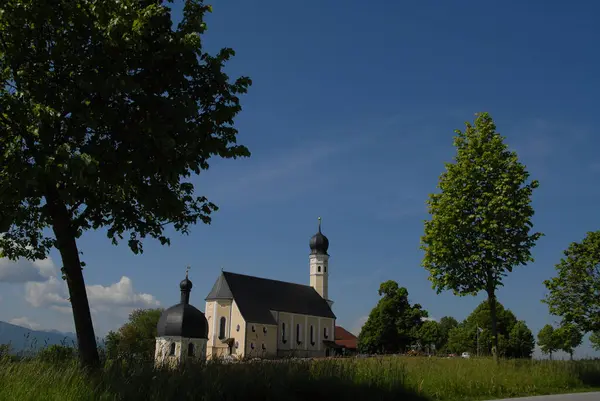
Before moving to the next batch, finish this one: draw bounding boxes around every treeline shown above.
[356,281,536,358]
[356,280,590,359]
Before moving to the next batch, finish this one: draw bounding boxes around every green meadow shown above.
[1,355,599,401]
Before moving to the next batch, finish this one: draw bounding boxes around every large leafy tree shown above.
[0,0,251,368]
[554,323,583,360]
[104,308,163,361]
[417,320,441,354]
[445,299,532,358]
[543,231,600,334]
[537,324,559,360]
[421,112,542,362]
[508,321,535,359]
[436,316,459,353]
[358,281,428,354]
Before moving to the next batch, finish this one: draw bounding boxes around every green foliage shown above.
[589,331,600,351]
[0,344,11,359]
[445,300,534,358]
[421,112,542,360]
[358,280,428,354]
[537,325,560,359]
[104,308,163,361]
[417,320,441,354]
[0,0,251,367]
[436,316,459,353]
[36,344,76,364]
[508,321,535,359]
[543,231,600,333]
[554,323,583,360]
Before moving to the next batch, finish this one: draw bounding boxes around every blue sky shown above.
[1,0,599,358]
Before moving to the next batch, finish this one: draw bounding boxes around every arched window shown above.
[281,322,286,343]
[324,327,328,339]
[324,265,327,273]
[219,316,226,339]
[187,343,195,357]
[310,325,315,345]
[296,323,301,344]
[317,266,321,272]
[169,342,176,356]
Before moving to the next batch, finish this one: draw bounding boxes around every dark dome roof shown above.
[309,217,329,255]
[156,303,209,338]
[180,277,193,291]
[157,271,208,339]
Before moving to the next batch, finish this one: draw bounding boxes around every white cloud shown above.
[0,257,56,283]
[25,276,71,309]
[25,275,160,316]
[9,316,40,331]
[87,276,160,310]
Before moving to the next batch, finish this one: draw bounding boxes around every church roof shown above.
[156,275,208,339]
[334,326,358,350]
[205,271,336,324]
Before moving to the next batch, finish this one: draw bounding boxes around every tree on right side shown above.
[554,323,583,360]
[589,331,600,351]
[357,280,428,354]
[543,231,600,334]
[537,324,559,360]
[421,112,542,363]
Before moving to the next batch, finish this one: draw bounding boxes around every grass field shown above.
[1,355,599,401]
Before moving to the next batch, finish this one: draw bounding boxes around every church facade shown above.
[204,219,338,359]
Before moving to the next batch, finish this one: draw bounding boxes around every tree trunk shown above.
[487,289,499,364]
[46,187,100,369]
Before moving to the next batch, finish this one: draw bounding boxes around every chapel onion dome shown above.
[156,270,209,339]
[309,217,329,255]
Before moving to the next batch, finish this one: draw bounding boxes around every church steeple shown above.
[309,217,331,303]
[180,266,193,304]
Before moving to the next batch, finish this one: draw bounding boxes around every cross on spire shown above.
[185,265,191,279]
[318,216,322,232]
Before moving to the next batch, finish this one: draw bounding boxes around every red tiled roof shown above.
[334,326,358,349]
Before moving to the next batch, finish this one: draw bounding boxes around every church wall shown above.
[245,321,278,358]
[155,336,207,368]
[229,300,246,358]
[205,299,233,359]
[273,312,335,358]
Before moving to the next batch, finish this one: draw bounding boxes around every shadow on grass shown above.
[573,360,600,387]
[97,359,430,401]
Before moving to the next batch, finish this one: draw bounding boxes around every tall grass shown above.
[1,354,599,401]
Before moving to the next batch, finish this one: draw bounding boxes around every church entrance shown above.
[325,348,330,357]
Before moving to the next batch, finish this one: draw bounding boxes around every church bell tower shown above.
[309,217,332,306]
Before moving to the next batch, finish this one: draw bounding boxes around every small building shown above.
[204,218,337,359]
[334,326,359,356]
[155,271,209,368]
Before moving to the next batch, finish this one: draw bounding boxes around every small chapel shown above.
[155,218,339,364]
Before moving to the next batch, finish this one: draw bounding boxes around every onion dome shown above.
[156,268,208,339]
[309,216,329,255]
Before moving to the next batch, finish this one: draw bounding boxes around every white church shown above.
[154,218,342,366]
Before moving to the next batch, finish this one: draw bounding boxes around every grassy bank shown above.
[0,356,599,401]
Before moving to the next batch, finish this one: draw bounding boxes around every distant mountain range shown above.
[0,320,77,353]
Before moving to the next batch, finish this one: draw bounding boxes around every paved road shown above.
[487,392,600,401]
